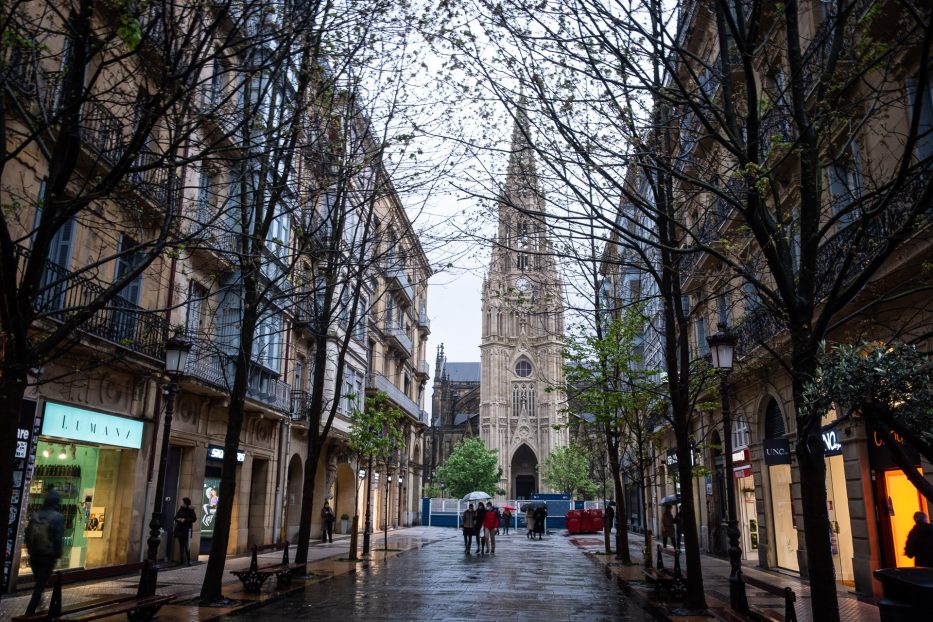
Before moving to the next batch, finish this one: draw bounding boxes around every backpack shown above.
[26,513,53,556]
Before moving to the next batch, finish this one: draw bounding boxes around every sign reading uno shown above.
[762,438,791,465]
[42,402,144,449]
[822,429,843,456]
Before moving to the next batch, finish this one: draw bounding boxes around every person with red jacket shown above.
[483,502,500,554]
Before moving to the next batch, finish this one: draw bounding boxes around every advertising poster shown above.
[84,507,105,538]
[4,401,39,594]
[201,478,220,539]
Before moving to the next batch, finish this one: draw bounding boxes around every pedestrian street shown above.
[223,527,654,622]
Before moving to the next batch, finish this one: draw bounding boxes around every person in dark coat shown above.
[474,502,487,553]
[905,511,933,567]
[605,502,616,535]
[320,500,335,543]
[24,490,65,615]
[533,505,547,539]
[462,503,475,554]
[173,497,197,565]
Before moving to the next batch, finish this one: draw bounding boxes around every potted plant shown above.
[340,513,350,534]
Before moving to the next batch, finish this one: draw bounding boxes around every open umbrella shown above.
[501,505,517,512]
[462,491,492,502]
[660,494,680,506]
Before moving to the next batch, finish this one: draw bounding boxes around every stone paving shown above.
[575,531,881,622]
[222,527,655,622]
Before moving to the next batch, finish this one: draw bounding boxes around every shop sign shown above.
[731,448,750,463]
[763,439,792,465]
[868,426,920,470]
[665,448,695,468]
[4,401,40,593]
[822,429,843,457]
[42,402,143,449]
[733,465,753,479]
[206,444,245,463]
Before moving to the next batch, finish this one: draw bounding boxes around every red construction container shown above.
[580,511,593,533]
[565,510,582,533]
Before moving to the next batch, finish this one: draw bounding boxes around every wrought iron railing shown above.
[385,266,414,304]
[290,389,312,422]
[384,324,413,356]
[23,247,167,360]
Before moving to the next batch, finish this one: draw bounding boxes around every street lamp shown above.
[385,474,392,553]
[707,323,749,615]
[146,336,191,567]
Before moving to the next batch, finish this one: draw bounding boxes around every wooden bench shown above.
[641,544,686,601]
[230,541,304,593]
[742,575,798,622]
[12,560,174,622]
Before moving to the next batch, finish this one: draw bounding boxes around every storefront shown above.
[200,444,244,554]
[822,417,855,585]
[17,402,144,577]
[867,426,928,569]
[762,399,799,571]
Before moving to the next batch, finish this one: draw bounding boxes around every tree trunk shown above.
[294,433,323,565]
[792,350,839,622]
[606,425,631,563]
[675,423,707,612]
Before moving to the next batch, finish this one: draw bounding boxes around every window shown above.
[37,209,75,312]
[186,282,207,335]
[517,254,528,271]
[112,236,145,342]
[733,417,751,450]
[826,159,862,225]
[695,316,709,357]
[253,313,282,371]
[515,360,532,377]
[906,77,933,163]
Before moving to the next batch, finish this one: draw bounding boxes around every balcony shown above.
[384,324,413,357]
[27,248,167,360]
[366,372,420,419]
[420,410,430,425]
[416,310,430,333]
[290,390,312,423]
[385,266,414,305]
[416,360,430,379]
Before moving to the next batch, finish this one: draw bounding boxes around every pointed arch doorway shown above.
[511,444,538,499]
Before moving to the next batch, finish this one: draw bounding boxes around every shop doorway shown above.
[284,455,302,541]
[247,459,269,547]
[200,465,221,554]
[882,468,927,567]
[764,399,799,571]
[511,444,537,499]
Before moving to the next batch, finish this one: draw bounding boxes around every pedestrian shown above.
[462,503,475,554]
[533,504,547,540]
[321,500,335,543]
[605,501,615,535]
[474,501,487,553]
[525,506,535,539]
[173,497,197,565]
[24,489,65,615]
[905,511,933,567]
[673,508,682,549]
[661,505,675,548]
[502,507,512,535]
[483,502,499,553]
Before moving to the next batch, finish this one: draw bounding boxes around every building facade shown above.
[597,0,933,601]
[2,0,430,591]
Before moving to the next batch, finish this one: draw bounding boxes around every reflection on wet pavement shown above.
[224,529,653,622]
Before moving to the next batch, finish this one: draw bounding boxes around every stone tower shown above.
[480,107,568,499]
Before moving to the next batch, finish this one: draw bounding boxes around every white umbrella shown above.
[462,491,491,501]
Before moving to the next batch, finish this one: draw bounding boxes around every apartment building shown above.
[1,0,429,590]
[599,0,932,599]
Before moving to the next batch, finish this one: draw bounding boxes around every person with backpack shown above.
[173,497,197,565]
[24,489,65,615]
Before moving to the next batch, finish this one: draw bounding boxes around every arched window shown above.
[765,399,785,439]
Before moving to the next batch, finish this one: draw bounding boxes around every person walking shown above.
[905,511,933,567]
[483,502,499,553]
[462,503,475,554]
[502,507,512,535]
[24,490,65,615]
[525,506,535,539]
[533,505,547,540]
[474,502,487,553]
[661,505,675,548]
[605,501,616,536]
[173,497,197,565]
[321,500,335,543]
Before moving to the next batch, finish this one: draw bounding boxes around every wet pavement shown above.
[222,529,655,622]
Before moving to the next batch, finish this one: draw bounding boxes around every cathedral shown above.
[430,111,568,499]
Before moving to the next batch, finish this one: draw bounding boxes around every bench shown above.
[742,575,798,622]
[641,544,686,600]
[230,541,304,593]
[12,560,174,622]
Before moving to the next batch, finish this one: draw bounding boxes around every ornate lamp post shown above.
[707,324,749,614]
[146,336,191,566]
